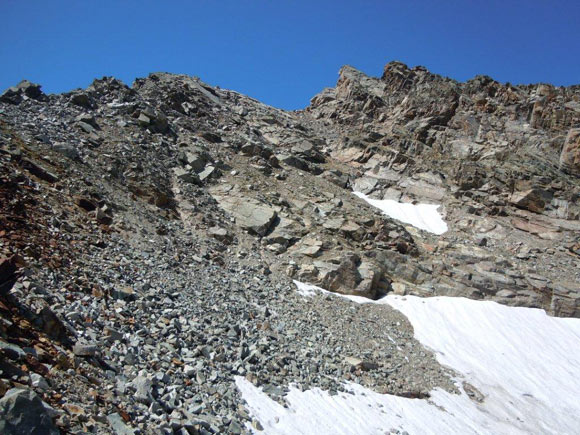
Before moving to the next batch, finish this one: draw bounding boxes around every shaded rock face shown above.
[317,254,383,299]
[305,61,580,313]
[0,388,59,434]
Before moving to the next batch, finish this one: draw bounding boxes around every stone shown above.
[104,326,123,342]
[96,207,113,225]
[291,140,325,163]
[39,307,70,343]
[199,131,222,143]
[183,365,196,378]
[209,226,229,242]
[323,217,345,231]
[317,253,380,298]
[137,113,151,126]
[19,159,59,183]
[344,356,379,371]
[511,218,560,239]
[198,165,217,182]
[73,343,99,357]
[53,143,80,160]
[107,413,136,435]
[30,373,50,391]
[75,113,99,129]
[77,121,96,134]
[0,340,26,360]
[276,154,310,171]
[137,108,169,133]
[132,376,155,405]
[112,286,136,301]
[0,388,59,434]
[353,177,379,194]
[509,189,551,213]
[70,93,93,108]
[299,245,322,257]
[174,167,199,184]
[213,196,277,236]
[180,151,209,173]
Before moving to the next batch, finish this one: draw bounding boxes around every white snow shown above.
[353,191,448,235]
[236,282,580,434]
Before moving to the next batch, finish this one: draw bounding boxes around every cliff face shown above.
[303,62,580,315]
[0,62,579,433]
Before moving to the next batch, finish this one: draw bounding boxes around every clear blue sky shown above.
[1,0,579,110]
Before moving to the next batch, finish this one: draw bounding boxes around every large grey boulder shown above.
[0,388,59,434]
[315,253,383,298]
[213,196,277,236]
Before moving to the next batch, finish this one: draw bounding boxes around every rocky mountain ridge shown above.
[0,61,579,433]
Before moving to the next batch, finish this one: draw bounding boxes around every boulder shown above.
[107,413,136,435]
[198,165,217,182]
[136,108,169,133]
[173,167,199,184]
[317,253,381,298]
[550,281,580,318]
[213,196,277,236]
[179,151,210,173]
[291,140,326,163]
[199,131,222,143]
[53,143,80,160]
[131,376,155,405]
[209,226,230,242]
[276,154,310,171]
[264,218,302,248]
[0,388,59,434]
[509,189,551,213]
[70,92,94,108]
[241,143,273,159]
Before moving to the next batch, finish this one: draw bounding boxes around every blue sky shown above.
[1,1,579,110]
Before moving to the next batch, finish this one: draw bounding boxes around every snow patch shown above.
[386,295,580,435]
[235,375,518,435]
[236,282,580,434]
[353,191,448,235]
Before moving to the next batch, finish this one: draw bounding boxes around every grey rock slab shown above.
[213,195,277,236]
[0,388,59,435]
[173,167,199,184]
[30,373,50,391]
[107,413,136,435]
[132,376,155,405]
[73,342,99,357]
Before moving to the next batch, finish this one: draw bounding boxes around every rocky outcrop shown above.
[560,128,580,175]
[0,80,46,104]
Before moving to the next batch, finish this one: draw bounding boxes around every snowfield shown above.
[353,191,448,235]
[236,282,580,434]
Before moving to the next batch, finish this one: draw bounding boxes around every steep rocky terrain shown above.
[0,62,578,433]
